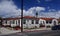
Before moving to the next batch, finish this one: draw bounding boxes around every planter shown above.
[3,25,11,27]
[13,26,21,30]
[46,25,51,28]
[40,25,45,27]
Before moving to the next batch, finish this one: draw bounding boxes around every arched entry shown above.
[52,19,58,26]
[54,21,56,25]
[39,20,46,27]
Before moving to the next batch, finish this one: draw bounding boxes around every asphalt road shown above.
[1,30,60,36]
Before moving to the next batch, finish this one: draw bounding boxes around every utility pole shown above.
[21,0,23,32]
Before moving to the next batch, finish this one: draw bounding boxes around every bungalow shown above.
[2,16,60,28]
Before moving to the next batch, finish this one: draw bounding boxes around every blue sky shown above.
[0,0,60,18]
[24,0,60,10]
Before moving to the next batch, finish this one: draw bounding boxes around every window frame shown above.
[46,20,52,24]
[31,20,34,24]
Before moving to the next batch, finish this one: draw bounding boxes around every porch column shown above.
[44,21,46,28]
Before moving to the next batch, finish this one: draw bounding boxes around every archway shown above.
[39,21,45,27]
[54,21,56,25]
[52,19,58,26]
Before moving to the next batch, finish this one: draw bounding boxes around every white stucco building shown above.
[2,16,60,28]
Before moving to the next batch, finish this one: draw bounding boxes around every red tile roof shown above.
[23,16,39,20]
[23,16,34,18]
[3,17,21,20]
[3,16,57,20]
[3,16,39,20]
[40,17,55,20]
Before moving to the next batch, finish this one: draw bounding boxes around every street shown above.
[1,30,60,36]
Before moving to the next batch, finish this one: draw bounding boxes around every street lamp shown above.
[21,0,23,32]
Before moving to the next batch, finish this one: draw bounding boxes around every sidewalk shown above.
[0,27,21,35]
[0,27,51,35]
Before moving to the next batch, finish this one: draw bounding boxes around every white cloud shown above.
[36,7,45,11]
[0,0,19,18]
[39,11,60,18]
[0,0,45,18]
[0,0,60,18]
[25,7,45,16]
[48,9,56,12]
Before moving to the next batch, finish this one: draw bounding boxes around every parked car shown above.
[51,25,60,30]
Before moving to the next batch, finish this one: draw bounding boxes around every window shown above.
[12,20,15,24]
[49,20,52,24]
[46,21,48,23]
[18,20,20,24]
[43,21,45,24]
[23,19,26,24]
[10,20,11,24]
[49,21,51,24]
[27,19,29,22]
[5,20,7,24]
[35,20,39,24]
[31,20,34,24]
[16,20,17,24]
[46,20,52,24]
[10,20,15,24]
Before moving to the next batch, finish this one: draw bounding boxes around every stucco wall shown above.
[2,18,59,28]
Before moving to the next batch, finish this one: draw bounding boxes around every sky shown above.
[0,0,60,18]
